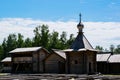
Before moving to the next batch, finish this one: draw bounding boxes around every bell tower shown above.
[70,13,93,50]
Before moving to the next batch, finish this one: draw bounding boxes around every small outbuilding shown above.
[1,57,11,72]
[44,49,66,73]
[9,47,49,73]
[97,52,111,74]
[108,54,120,74]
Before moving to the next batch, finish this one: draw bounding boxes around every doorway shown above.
[89,62,92,74]
[58,61,65,73]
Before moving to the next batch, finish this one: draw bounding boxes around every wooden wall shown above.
[13,57,32,63]
[39,49,48,73]
[66,51,96,74]
[2,62,11,73]
[45,53,65,73]
[109,63,120,74]
[11,49,49,73]
[68,52,84,74]
[32,49,49,73]
[33,52,38,73]
[87,51,96,74]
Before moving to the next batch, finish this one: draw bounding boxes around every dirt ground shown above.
[0,73,120,80]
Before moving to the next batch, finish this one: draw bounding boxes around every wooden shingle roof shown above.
[70,33,93,51]
[97,53,111,62]
[108,54,120,63]
[53,49,66,59]
[1,57,11,62]
[64,32,97,52]
[9,47,42,53]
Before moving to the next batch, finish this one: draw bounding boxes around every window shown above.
[71,60,79,64]
[74,60,78,64]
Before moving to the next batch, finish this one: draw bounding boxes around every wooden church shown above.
[64,14,97,74]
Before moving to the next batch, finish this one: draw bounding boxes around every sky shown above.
[0,0,120,49]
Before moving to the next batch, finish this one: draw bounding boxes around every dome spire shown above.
[79,13,81,23]
[77,13,84,33]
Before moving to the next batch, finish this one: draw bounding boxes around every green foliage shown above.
[48,31,60,49]
[67,34,75,48]
[95,45,104,51]
[109,45,115,53]
[33,25,41,46]
[32,25,50,49]
[59,31,67,49]
[0,24,75,61]
[2,39,7,59]
[17,33,24,48]
[95,44,120,54]
[113,45,120,54]
[0,45,3,60]
[2,34,17,58]
[24,38,32,47]
[40,25,50,48]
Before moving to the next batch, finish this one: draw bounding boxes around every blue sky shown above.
[0,0,120,22]
[0,0,120,49]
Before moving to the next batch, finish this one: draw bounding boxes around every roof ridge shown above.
[83,34,93,49]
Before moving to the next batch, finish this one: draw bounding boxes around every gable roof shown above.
[108,54,120,63]
[9,47,42,53]
[53,49,66,59]
[44,49,66,61]
[70,33,93,51]
[97,53,111,62]
[1,57,11,62]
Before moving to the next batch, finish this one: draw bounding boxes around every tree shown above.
[5,34,17,57]
[67,34,75,48]
[17,33,24,48]
[95,45,104,51]
[48,31,59,49]
[59,31,67,49]
[24,38,32,47]
[33,25,50,49]
[114,45,120,54]
[33,25,41,46]
[110,44,115,53]
[0,45,3,60]
[40,25,50,49]
[2,38,8,58]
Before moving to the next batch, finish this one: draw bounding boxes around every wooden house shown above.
[97,52,111,74]
[97,52,120,74]
[1,57,11,72]
[9,47,49,73]
[108,54,120,74]
[44,49,66,73]
[64,14,97,74]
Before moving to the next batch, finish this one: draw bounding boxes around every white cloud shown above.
[0,18,120,49]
